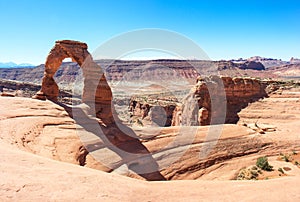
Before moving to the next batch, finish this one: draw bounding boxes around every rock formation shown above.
[129,76,269,127]
[238,61,265,71]
[129,98,177,127]
[33,40,114,123]
[33,40,165,181]
[290,57,300,64]
[176,76,268,126]
[2,89,300,181]
[2,98,300,201]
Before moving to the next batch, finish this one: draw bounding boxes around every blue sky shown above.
[0,0,299,64]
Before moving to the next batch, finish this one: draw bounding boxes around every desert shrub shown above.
[237,168,258,180]
[256,156,273,171]
[295,161,299,166]
[281,154,291,162]
[283,156,289,162]
[278,168,284,174]
[237,166,260,180]
[250,170,258,178]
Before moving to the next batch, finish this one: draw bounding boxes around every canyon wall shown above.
[0,59,269,85]
[130,76,268,127]
[178,76,268,126]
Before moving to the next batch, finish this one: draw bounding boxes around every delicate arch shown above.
[33,40,114,123]
[32,40,165,180]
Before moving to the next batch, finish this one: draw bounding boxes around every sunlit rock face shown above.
[33,40,114,124]
[177,76,268,126]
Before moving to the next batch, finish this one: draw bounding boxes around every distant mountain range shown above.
[1,56,299,69]
[230,56,300,68]
[0,57,299,89]
[0,62,35,68]
[1,58,300,89]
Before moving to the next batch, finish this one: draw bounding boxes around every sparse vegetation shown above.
[237,157,278,180]
[256,156,273,171]
[283,155,290,162]
[278,152,300,168]
[237,166,259,180]
[280,153,292,162]
[278,168,284,174]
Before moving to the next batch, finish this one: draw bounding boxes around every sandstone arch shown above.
[33,40,113,123]
[33,40,165,180]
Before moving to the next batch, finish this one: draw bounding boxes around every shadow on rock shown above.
[55,101,166,181]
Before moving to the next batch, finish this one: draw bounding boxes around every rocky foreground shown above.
[1,85,300,200]
[2,138,300,201]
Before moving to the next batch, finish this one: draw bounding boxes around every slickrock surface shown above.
[1,139,300,201]
[238,86,300,140]
[0,97,103,169]
[1,96,300,180]
[1,93,300,200]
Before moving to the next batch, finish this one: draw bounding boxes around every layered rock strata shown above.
[130,76,268,127]
[176,76,268,126]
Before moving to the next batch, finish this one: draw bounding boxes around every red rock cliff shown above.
[176,76,268,126]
